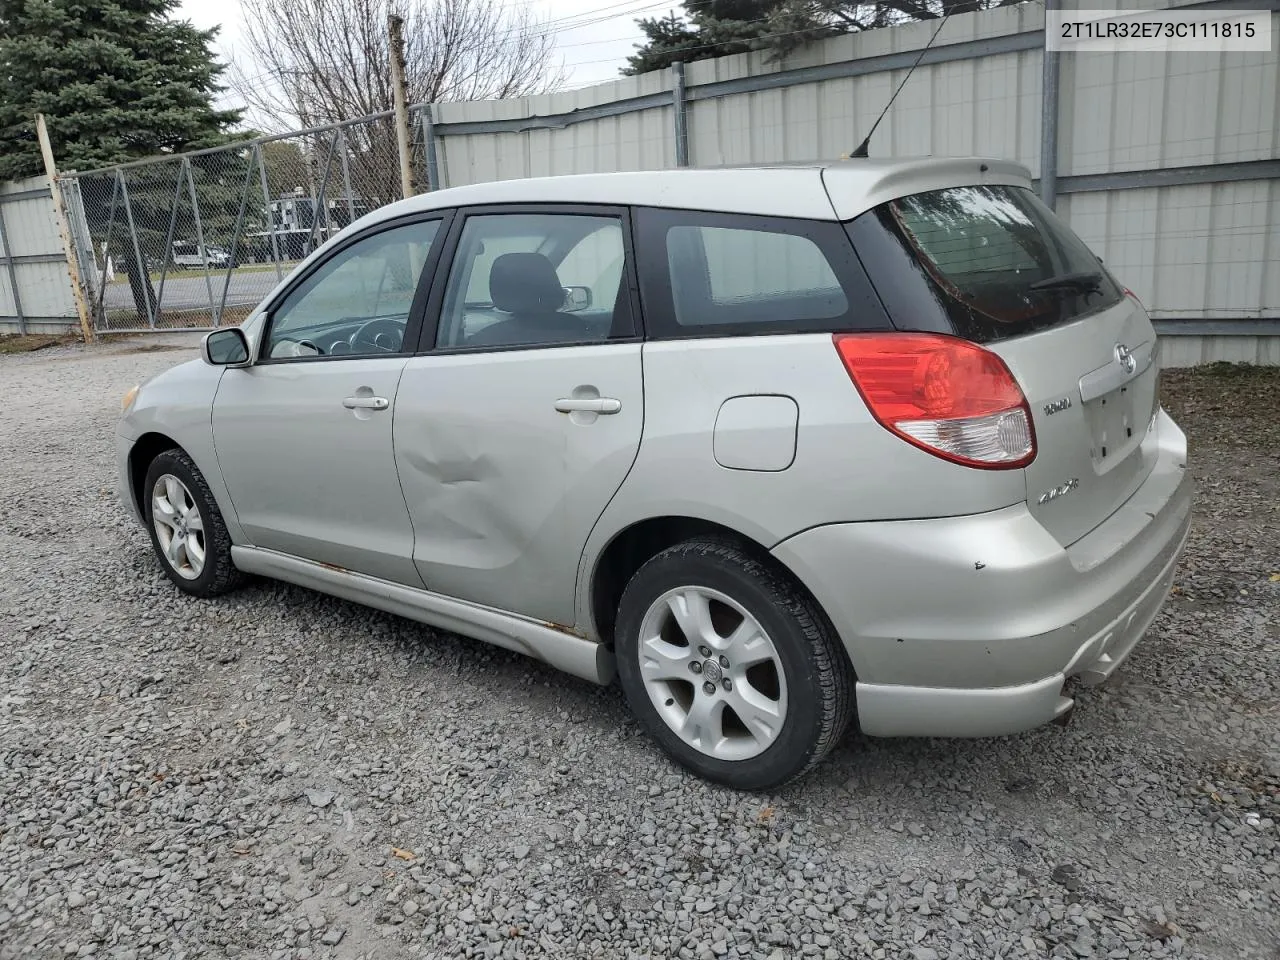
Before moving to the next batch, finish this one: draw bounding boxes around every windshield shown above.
[846,184,1124,343]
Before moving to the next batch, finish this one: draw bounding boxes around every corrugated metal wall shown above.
[1060,180,1280,322]
[681,7,1045,169]
[430,1,1278,363]
[0,175,78,334]
[1055,9,1279,330]
[434,71,675,186]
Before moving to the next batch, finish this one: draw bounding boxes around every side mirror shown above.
[203,328,251,367]
[562,285,592,312]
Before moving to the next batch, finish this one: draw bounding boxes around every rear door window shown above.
[634,207,888,339]
[846,184,1124,344]
[433,211,633,350]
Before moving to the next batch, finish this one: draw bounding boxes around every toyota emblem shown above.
[1115,343,1136,375]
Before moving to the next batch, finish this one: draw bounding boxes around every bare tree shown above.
[234,0,565,131]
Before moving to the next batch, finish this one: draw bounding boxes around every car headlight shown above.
[121,384,140,413]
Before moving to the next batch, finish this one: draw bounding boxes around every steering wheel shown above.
[268,337,321,359]
[349,317,406,353]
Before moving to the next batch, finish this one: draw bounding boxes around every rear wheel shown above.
[143,448,245,598]
[615,537,853,790]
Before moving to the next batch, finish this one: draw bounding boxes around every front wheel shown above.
[615,538,853,790]
[143,448,246,598]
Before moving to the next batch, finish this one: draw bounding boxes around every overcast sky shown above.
[177,0,654,109]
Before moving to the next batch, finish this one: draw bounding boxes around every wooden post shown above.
[387,14,415,200]
[36,114,94,343]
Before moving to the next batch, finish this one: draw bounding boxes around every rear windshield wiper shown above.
[1028,271,1104,294]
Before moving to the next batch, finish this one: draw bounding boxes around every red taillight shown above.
[833,333,1036,469]
[1123,287,1145,310]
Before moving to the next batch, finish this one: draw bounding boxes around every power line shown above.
[558,1,953,66]
[562,20,866,66]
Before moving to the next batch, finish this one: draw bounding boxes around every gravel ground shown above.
[1,338,1276,960]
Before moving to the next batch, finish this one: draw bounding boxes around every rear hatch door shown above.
[989,297,1159,546]
[843,178,1160,546]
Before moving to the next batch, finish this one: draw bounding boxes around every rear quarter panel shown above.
[574,334,1028,634]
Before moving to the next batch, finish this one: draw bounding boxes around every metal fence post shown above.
[421,104,442,190]
[672,62,690,167]
[153,165,188,330]
[257,148,284,282]
[219,144,262,323]
[116,170,157,327]
[183,157,220,326]
[0,203,28,334]
[308,131,340,251]
[338,127,357,221]
[1040,0,1061,210]
[93,175,122,325]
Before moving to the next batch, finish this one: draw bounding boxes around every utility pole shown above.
[387,13,415,200]
[1040,0,1061,210]
[36,114,94,343]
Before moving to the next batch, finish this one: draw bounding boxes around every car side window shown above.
[435,212,633,350]
[634,207,889,339]
[264,219,440,360]
[678,225,845,319]
[557,225,624,304]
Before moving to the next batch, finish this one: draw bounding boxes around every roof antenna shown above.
[849,14,952,159]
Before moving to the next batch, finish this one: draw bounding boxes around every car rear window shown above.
[845,184,1124,344]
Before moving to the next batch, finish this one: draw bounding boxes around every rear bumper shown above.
[771,409,1192,738]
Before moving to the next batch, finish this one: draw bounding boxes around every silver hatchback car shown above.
[117,158,1192,789]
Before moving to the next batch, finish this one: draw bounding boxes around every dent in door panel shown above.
[397,413,568,569]
[393,344,644,626]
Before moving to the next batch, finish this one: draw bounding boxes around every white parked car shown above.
[171,242,230,269]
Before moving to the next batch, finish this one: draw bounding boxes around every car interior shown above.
[264,213,630,360]
[436,214,628,349]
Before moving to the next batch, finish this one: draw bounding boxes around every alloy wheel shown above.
[151,474,206,580]
[636,585,788,761]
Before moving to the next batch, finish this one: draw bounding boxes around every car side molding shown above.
[229,547,615,685]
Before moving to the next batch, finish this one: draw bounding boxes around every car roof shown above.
[364,156,1034,226]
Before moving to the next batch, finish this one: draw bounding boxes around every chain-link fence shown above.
[63,110,431,331]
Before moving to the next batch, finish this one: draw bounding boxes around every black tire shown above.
[615,537,854,790]
[142,448,246,598]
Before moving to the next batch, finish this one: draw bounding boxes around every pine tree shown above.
[0,0,242,181]
[625,1,801,75]
[623,0,1025,75]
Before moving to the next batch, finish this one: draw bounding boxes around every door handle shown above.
[343,396,389,410]
[555,397,621,415]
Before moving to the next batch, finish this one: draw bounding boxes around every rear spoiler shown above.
[820,157,1033,221]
